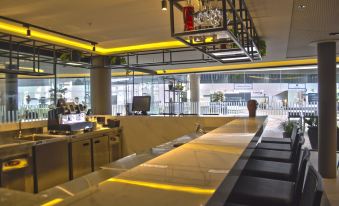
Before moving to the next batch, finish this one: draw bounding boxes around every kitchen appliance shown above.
[107,119,120,128]
[48,100,93,133]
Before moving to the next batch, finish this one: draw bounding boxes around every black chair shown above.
[256,129,302,151]
[299,165,324,206]
[242,148,310,181]
[226,149,310,206]
[260,125,298,144]
[251,136,304,163]
[227,164,323,206]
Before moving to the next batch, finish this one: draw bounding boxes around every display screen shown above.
[132,96,151,112]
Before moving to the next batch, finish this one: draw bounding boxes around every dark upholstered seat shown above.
[299,165,324,206]
[228,176,295,206]
[256,142,292,151]
[242,159,294,181]
[259,125,298,144]
[256,126,300,151]
[226,149,310,206]
[260,136,292,144]
[251,149,293,162]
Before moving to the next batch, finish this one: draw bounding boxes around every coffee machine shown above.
[48,99,93,133]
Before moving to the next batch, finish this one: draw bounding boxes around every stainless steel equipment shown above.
[26,135,69,193]
[92,136,109,171]
[0,143,34,193]
[70,139,92,179]
[48,101,92,133]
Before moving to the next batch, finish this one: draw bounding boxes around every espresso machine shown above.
[48,99,93,134]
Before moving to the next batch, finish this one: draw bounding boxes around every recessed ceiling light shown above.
[297,5,306,9]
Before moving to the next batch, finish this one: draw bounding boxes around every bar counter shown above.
[0,116,266,206]
[57,117,266,206]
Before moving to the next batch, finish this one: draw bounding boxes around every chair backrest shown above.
[292,136,304,164]
[291,137,304,178]
[290,125,299,147]
[294,148,310,199]
[299,165,324,206]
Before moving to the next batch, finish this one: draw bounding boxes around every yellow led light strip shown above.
[40,198,64,206]
[2,56,338,79]
[105,178,215,195]
[0,21,185,55]
[156,57,339,75]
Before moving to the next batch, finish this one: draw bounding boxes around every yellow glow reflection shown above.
[105,178,215,195]
[184,143,243,154]
[40,198,64,206]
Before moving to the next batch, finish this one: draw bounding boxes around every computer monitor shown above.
[132,96,151,112]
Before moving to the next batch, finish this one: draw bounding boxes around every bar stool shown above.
[260,125,298,144]
[251,136,304,163]
[226,148,309,206]
[256,130,302,151]
[226,165,323,206]
[242,148,310,181]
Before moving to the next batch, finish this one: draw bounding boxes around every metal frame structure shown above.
[108,47,218,70]
[169,0,262,64]
[0,31,93,76]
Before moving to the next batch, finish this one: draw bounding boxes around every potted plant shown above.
[305,116,339,150]
[211,91,224,102]
[175,84,184,91]
[60,52,71,63]
[111,56,127,65]
[280,120,294,138]
[257,39,267,57]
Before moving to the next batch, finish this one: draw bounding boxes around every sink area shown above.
[0,135,63,149]
[18,135,56,142]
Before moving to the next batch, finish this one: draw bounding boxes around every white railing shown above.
[112,101,319,116]
[0,101,319,123]
[0,105,49,123]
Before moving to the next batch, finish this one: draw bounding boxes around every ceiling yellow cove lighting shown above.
[0,20,185,55]
[156,57,339,75]
[101,41,186,54]
[0,21,94,52]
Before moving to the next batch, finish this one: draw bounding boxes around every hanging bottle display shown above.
[183,0,195,31]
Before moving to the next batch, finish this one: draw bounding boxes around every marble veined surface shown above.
[57,117,266,206]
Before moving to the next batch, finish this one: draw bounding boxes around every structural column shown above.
[189,73,200,114]
[90,56,112,115]
[317,41,337,178]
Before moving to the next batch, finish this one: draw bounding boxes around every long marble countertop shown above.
[0,116,266,206]
[55,117,266,206]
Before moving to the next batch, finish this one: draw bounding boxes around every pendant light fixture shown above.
[161,0,167,11]
[24,24,31,37]
[91,43,96,52]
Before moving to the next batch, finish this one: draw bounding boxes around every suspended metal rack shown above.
[108,47,218,70]
[169,0,262,64]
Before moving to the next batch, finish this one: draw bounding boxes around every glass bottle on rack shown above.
[183,0,195,31]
